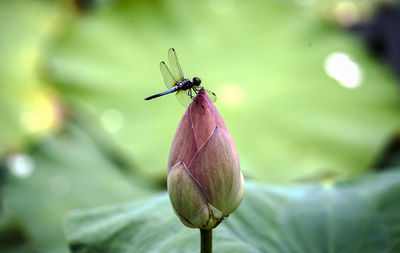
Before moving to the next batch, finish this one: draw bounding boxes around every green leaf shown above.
[1,122,155,253]
[45,0,400,182]
[65,170,400,253]
[0,0,63,154]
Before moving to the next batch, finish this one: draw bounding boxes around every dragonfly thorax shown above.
[178,77,201,91]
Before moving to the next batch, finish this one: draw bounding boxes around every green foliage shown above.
[45,0,400,183]
[66,170,400,253]
[0,0,59,153]
[1,122,155,253]
[1,0,400,252]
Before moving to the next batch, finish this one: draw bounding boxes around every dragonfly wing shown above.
[160,61,177,89]
[202,88,217,103]
[175,90,193,107]
[168,48,185,81]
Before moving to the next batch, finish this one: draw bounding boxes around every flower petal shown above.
[189,89,216,150]
[168,111,198,168]
[188,128,243,215]
[189,203,223,229]
[167,162,208,228]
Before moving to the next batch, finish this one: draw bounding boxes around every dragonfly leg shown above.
[189,89,200,106]
[193,89,205,109]
[193,88,205,109]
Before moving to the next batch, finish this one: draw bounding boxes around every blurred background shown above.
[0,0,400,252]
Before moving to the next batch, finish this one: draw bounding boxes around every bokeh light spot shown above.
[100,109,124,133]
[217,83,244,107]
[333,1,361,27]
[6,154,34,179]
[19,91,60,134]
[324,52,363,89]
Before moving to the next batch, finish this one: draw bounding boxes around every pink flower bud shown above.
[167,89,244,229]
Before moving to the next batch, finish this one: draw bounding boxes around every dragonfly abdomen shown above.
[144,86,179,100]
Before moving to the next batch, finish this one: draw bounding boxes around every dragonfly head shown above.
[193,77,201,87]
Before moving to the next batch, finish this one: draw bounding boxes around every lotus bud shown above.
[167,88,244,229]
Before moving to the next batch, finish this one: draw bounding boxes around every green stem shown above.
[200,229,212,253]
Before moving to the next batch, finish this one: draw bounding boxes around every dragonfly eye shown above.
[193,77,201,86]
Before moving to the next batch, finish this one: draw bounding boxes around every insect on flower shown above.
[167,89,244,229]
[144,48,217,107]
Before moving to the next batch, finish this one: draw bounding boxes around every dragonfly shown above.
[145,48,217,107]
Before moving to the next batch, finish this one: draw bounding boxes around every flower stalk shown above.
[200,229,212,253]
